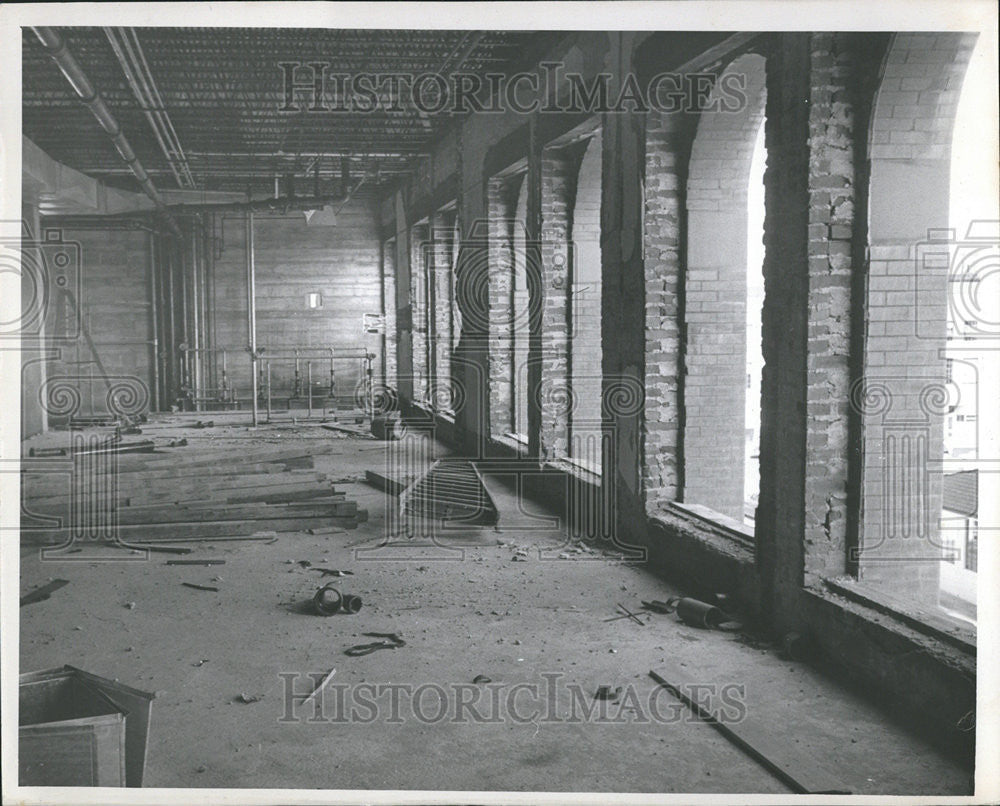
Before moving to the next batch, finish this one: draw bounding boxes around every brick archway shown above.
[858,32,978,602]
[682,52,767,520]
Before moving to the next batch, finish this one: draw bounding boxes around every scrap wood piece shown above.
[298,668,337,704]
[321,423,372,438]
[124,543,192,555]
[616,602,646,625]
[364,469,413,496]
[648,667,850,795]
[181,582,219,592]
[20,578,69,606]
[166,559,226,566]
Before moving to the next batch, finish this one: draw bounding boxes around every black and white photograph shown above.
[1,2,997,804]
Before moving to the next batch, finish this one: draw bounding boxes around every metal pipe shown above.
[32,26,181,236]
[307,361,313,418]
[103,27,184,189]
[179,237,189,399]
[246,210,258,426]
[124,28,195,187]
[265,361,272,422]
[166,241,177,405]
[204,214,216,394]
[150,233,163,411]
[164,190,359,215]
[190,225,201,410]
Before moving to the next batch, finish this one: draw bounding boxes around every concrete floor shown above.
[18,416,971,794]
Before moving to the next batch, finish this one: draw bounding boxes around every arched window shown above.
[859,32,985,623]
[682,53,767,524]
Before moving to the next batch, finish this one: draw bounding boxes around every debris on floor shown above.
[20,578,70,607]
[344,632,406,656]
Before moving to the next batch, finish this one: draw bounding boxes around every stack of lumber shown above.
[21,443,367,545]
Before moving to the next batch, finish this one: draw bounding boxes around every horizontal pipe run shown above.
[31,26,181,237]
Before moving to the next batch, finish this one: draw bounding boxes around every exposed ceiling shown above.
[22,27,546,198]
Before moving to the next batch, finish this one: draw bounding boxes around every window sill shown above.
[823,577,975,654]
[494,433,528,456]
[666,502,755,546]
[544,456,602,487]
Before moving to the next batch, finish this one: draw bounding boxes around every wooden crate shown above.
[19,666,155,787]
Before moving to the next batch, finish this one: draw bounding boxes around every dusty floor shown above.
[18,414,971,794]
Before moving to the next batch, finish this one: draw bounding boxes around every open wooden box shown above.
[19,665,155,787]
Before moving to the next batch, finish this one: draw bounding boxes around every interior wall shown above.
[36,224,155,425]
[211,197,382,405]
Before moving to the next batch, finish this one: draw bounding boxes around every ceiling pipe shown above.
[104,26,195,189]
[31,26,181,237]
[160,180,366,214]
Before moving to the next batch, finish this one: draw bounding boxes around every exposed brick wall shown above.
[858,33,977,604]
[757,33,812,626]
[870,33,975,163]
[539,150,576,461]
[212,199,381,405]
[803,33,859,584]
[643,110,690,509]
[569,130,603,468]
[409,221,430,403]
[40,225,154,421]
[431,210,455,408]
[486,173,520,436]
[683,54,767,520]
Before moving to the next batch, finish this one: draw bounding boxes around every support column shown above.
[601,33,648,544]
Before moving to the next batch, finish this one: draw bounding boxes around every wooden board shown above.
[648,667,850,795]
[22,515,362,544]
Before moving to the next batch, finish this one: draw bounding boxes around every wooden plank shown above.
[106,501,357,525]
[22,463,286,485]
[23,516,360,543]
[22,469,323,499]
[22,476,329,509]
[649,667,850,795]
[364,469,413,496]
[20,579,70,606]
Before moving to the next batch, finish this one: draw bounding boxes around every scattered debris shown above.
[20,579,70,607]
[131,544,192,555]
[641,599,678,614]
[472,674,492,684]
[235,692,264,704]
[344,632,406,656]
[166,559,226,566]
[616,603,646,626]
[675,597,743,631]
[313,584,343,615]
[124,601,137,610]
[312,568,353,577]
[297,560,312,568]
[364,468,412,495]
[299,668,337,705]
[181,582,219,592]
[192,659,209,667]
[595,685,622,701]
